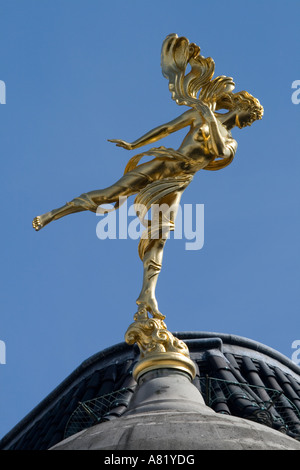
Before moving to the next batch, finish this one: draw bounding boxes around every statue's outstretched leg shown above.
[32,177,149,231]
[32,163,162,231]
[32,195,93,231]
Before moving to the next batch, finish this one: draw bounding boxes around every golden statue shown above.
[33,34,263,379]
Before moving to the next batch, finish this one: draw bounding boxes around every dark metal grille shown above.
[200,376,300,439]
[64,387,135,439]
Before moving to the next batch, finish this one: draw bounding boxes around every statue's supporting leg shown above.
[135,189,183,319]
[136,239,166,319]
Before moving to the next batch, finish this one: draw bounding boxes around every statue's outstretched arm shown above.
[108,109,194,151]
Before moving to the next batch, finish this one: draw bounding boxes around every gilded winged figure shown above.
[33,34,263,320]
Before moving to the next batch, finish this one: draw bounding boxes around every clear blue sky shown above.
[0,0,299,439]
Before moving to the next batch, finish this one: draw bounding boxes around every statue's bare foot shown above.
[32,213,53,231]
[136,296,166,320]
[152,311,166,320]
[32,216,43,231]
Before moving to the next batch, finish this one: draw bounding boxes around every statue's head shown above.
[231,91,264,128]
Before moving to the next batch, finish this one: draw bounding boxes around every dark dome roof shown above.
[1,332,300,450]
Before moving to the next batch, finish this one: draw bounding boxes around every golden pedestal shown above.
[125,313,196,382]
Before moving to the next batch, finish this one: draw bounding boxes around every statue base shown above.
[132,351,196,382]
[125,312,196,381]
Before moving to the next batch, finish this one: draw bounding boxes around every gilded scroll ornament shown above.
[125,313,196,380]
